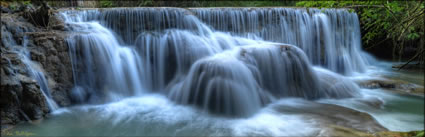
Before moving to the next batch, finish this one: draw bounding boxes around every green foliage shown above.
[22,0,31,6]
[138,0,154,7]
[416,131,425,137]
[8,3,17,10]
[99,0,113,8]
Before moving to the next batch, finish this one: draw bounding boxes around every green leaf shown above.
[415,131,424,137]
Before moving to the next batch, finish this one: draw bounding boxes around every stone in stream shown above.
[325,125,424,137]
[356,78,424,96]
[271,100,387,134]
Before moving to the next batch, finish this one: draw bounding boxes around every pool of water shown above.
[7,89,423,136]
[5,63,424,136]
[320,88,424,132]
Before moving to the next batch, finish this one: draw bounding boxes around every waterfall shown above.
[194,8,368,74]
[62,7,365,117]
[16,36,59,111]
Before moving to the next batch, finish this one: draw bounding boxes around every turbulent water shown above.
[6,7,424,136]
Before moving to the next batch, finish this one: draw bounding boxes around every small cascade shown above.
[2,15,59,112]
[67,22,147,103]
[19,36,59,111]
[193,8,368,74]
[23,61,59,111]
[62,7,366,117]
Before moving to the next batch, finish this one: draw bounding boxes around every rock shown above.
[324,125,424,137]
[21,82,48,119]
[375,130,425,137]
[48,11,69,31]
[356,78,424,96]
[30,49,46,63]
[0,56,48,125]
[322,125,375,137]
[1,8,73,129]
[17,74,36,84]
[273,101,387,133]
[25,33,73,108]
[1,6,11,13]
[0,68,22,107]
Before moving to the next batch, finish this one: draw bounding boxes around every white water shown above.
[62,8,366,117]
[7,7,423,136]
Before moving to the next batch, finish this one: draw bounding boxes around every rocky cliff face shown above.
[1,7,73,129]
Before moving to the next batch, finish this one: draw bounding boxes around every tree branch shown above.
[397,49,425,70]
[365,37,390,50]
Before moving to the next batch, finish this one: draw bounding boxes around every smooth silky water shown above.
[319,88,424,132]
[7,7,424,136]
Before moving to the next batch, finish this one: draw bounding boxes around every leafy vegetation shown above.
[415,130,425,137]
[99,0,113,8]
[1,0,32,10]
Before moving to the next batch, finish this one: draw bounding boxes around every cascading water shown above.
[62,7,365,117]
[193,8,369,74]
[7,35,59,111]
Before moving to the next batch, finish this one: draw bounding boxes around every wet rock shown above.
[0,68,22,107]
[356,79,424,96]
[21,82,49,119]
[48,11,69,31]
[0,55,48,125]
[273,101,387,133]
[30,49,46,63]
[322,125,375,137]
[374,130,425,137]
[1,9,73,128]
[26,32,73,107]
[1,14,39,46]
[324,125,424,137]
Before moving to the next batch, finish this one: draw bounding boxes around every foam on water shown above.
[19,94,319,136]
[62,8,366,117]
